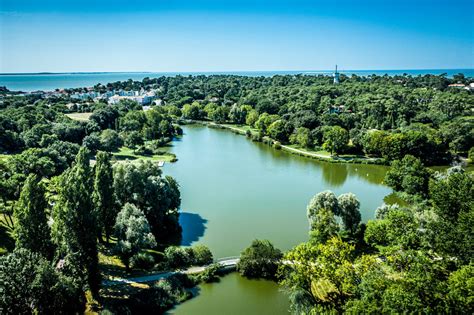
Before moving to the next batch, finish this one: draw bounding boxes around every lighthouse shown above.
[333,65,340,84]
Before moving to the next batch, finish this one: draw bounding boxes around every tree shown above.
[0,248,84,314]
[323,126,348,155]
[309,208,339,244]
[13,174,53,259]
[52,147,101,296]
[114,203,156,270]
[290,127,311,148]
[192,244,213,265]
[246,109,259,126]
[100,129,123,152]
[123,130,144,149]
[209,106,228,123]
[93,151,117,243]
[280,237,357,313]
[446,264,474,313]
[384,155,430,196]
[307,191,339,225]
[268,119,290,142]
[237,239,282,279]
[82,133,101,154]
[113,161,181,243]
[337,193,361,235]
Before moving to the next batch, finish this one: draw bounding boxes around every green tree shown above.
[290,127,311,148]
[52,147,101,296]
[307,190,339,223]
[323,126,349,155]
[384,155,430,196]
[100,129,123,152]
[245,109,259,127]
[93,151,117,243]
[446,264,474,313]
[0,248,84,315]
[113,161,181,242]
[13,174,53,259]
[337,193,361,235]
[237,239,282,279]
[309,208,339,244]
[192,244,213,265]
[114,203,157,270]
[209,106,228,123]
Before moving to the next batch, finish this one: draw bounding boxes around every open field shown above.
[65,112,93,121]
[112,147,177,162]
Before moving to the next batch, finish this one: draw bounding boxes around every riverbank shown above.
[182,120,384,165]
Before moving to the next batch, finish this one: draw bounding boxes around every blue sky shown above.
[1,0,473,72]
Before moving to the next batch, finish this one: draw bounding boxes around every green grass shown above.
[65,112,93,121]
[112,147,176,162]
[0,214,15,255]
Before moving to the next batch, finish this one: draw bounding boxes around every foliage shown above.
[384,155,431,196]
[92,151,117,243]
[52,147,101,296]
[113,160,181,243]
[114,203,157,270]
[0,248,84,314]
[237,239,282,279]
[13,174,53,259]
[192,244,213,265]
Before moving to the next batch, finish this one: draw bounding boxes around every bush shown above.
[133,145,153,156]
[164,246,191,269]
[469,146,474,162]
[130,252,155,270]
[273,141,282,150]
[197,263,221,283]
[245,129,252,138]
[192,245,213,265]
[237,239,283,279]
[130,274,193,313]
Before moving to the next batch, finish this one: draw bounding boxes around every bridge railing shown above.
[215,256,240,263]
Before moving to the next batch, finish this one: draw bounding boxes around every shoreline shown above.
[183,120,385,165]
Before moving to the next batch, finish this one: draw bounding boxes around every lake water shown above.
[163,125,393,314]
[1,69,473,92]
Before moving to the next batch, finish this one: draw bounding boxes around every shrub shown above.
[197,263,221,283]
[192,245,213,265]
[273,141,282,150]
[130,252,155,270]
[245,129,252,138]
[164,246,191,269]
[237,239,283,279]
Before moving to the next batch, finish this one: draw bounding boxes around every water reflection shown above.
[179,212,208,246]
[321,163,348,187]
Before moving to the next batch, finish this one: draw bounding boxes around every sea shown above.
[0,69,473,92]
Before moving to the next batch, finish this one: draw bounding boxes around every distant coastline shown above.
[1,69,473,92]
[1,68,473,76]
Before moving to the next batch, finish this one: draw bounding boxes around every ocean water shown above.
[0,69,472,92]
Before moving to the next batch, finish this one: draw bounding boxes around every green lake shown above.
[163,125,393,314]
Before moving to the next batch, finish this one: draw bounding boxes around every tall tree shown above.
[13,174,53,259]
[93,151,117,243]
[114,203,156,270]
[337,193,361,235]
[52,147,100,296]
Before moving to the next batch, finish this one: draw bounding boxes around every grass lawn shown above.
[65,112,93,121]
[0,214,15,255]
[112,147,176,162]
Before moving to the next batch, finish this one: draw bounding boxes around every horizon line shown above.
[1,68,473,76]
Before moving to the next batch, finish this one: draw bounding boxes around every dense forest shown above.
[97,73,474,165]
[0,73,473,313]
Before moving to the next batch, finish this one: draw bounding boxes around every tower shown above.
[333,65,340,84]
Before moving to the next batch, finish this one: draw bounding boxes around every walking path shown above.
[103,256,240,287]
